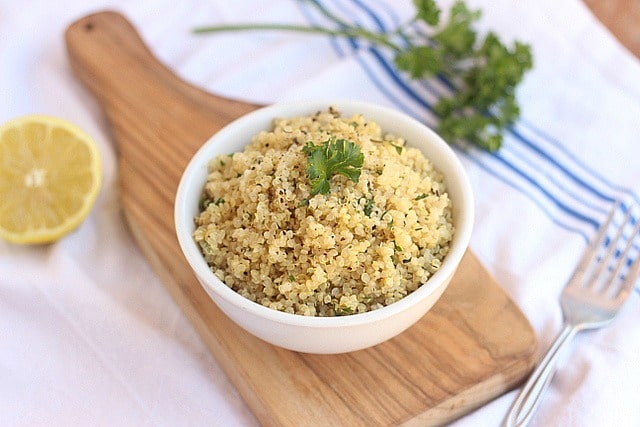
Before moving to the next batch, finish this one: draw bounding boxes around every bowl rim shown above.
[175,99,474,328]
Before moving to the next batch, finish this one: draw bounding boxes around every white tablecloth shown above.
[2,0,639,425]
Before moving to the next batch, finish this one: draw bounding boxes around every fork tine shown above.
[569,201,619,287]
[611,213,640,300]
[587,205,631,291]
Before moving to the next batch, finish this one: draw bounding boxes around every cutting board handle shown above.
[65,10,260,152]
[65,11,177,117]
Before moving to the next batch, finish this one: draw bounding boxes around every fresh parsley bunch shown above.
[194,0,533,151]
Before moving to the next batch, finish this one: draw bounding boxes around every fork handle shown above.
[503,324,578,427]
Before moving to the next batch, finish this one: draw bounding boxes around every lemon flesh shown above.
[0,115,102,244]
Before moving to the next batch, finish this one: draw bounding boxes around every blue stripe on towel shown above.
[489,150,600,229]
[297,0,348,57]
[509,126,615,204]
[348,0,387,32]
[463,150,592,241]
[517,119,640,206]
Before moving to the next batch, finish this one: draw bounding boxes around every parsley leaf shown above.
[414,0,440,26]
[431,1,480,59]
[395,46,443,79]
[302,138,364,196]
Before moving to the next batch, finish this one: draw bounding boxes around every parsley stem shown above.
[193,23,403,52]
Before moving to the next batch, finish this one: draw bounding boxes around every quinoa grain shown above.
[194,109,453,316]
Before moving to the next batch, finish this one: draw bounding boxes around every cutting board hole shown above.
[84,22,94,31]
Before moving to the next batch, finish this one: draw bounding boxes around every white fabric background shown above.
[2,0,639,426]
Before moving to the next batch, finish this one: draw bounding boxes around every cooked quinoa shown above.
[193,107,454,316]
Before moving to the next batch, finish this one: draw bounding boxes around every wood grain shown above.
[583,0,640,59]
[65,11,536,426]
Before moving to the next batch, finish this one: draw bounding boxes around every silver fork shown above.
[503,201,640,427]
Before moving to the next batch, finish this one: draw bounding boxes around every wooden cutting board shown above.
[65,12,536,426]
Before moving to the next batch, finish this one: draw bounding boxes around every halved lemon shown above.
[0,115,102,244]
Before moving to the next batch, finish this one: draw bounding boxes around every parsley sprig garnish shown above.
[302,137,363,195]
[193,0,533,151]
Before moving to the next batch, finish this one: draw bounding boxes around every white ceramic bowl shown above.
[175,100,474,354]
